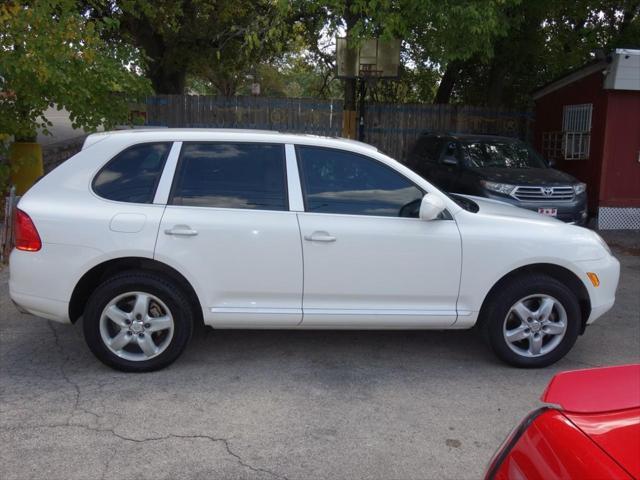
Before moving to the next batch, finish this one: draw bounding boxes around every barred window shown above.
[563,104,592,132]
[562,104,592,160]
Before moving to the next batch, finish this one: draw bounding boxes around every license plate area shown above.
[538,208,558,217]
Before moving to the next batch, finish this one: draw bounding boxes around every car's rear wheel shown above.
[83,271,193,372]
[481,274,581,368]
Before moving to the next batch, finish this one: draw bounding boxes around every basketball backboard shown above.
[336,37,401,79]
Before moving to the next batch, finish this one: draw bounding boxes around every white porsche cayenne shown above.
[9,130,619,372]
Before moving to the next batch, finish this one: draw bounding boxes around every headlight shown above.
[592,232,612,256]
[481,181,515,195]
[574,182,587,195]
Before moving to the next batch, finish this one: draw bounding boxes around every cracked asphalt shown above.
[1,231,639,480]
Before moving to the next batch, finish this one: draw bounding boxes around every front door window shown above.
[296,146,424,218]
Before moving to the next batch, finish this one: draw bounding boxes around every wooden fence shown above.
[141,95,533,161]
[143,95,342,135]
[363,104,533,161]
[1,187,17,263]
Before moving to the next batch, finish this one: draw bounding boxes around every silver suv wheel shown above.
[503,294,567,358]
[99,291,175,362]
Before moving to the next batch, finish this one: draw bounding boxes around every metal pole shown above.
[358,78,366,141]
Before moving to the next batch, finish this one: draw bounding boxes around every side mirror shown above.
[442,155,459,167]
[419,193,446,221]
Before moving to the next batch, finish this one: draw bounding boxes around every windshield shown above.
[461,140,547,169]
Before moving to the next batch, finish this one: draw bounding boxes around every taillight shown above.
[15,209,42,252]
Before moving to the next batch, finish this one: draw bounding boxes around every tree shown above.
[84,0,297,95]
[291,0,518,106]
[366,66,440,103]
[394,0,518,104]
[452,0,640,108]
[0,0,150,141]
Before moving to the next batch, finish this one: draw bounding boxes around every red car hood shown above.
[542,364,640,413]
[542,364,640,478]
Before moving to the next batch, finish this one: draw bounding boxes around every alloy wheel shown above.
[99,291,174,362]
[502,294,567,358]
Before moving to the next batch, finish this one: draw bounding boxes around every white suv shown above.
[10,130,619,372]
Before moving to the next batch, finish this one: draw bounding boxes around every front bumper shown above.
[574,254,620,325]
[483,191,588,225]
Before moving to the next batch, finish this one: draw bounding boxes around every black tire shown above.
[480,274,581,368]
[83,270,194,372]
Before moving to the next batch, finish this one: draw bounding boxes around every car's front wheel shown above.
[83,271,193,372]
[481,274,581,368]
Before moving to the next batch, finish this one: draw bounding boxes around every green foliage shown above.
[286,0,638,107]
[452,0,640,108]
[4,0,633,137]
[0,138,9,196]
[87,0,297,94]
[0,0,151,141]
[250,58,343,99]
[287,0,520,104]
[290,0,517,63]
[366,67,440,103]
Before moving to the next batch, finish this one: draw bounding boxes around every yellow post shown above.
[342,110,357,139]
[9,142,44,195]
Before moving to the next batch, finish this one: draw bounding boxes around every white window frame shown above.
[285,144,304,211]
[153,141,183,204]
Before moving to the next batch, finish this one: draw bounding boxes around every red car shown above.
[485,364,640,480]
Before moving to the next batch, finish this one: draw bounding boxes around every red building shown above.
[533,49,640,230]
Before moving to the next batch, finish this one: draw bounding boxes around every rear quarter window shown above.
[92,142,171,203]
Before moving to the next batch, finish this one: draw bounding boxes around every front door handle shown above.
[164,225,198,236]
[304,231,336,242]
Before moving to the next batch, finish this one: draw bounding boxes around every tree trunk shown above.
[342,0,358,108]
[148,63,187,95]
[341,0,359,138]
[486,60,509,107]
[211,74,239,98]
[434,60,462,104]
[118,15,188,94]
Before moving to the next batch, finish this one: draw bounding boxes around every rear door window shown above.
[170,143,288,211]
[93,142,171,203]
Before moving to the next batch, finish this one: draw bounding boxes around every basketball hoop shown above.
[336,36,400,141]
[336,37,401,80]
[358,64,384,82]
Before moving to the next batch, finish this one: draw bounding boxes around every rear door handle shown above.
[164,225,198,236]
[304,231,336,242]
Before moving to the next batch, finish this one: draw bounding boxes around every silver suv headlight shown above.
[481,181,516,195]
[574,182,587,195]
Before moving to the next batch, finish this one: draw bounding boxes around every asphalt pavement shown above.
[1,231,638,480]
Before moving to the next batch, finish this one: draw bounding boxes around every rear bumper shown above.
[9,246,82,324]
[9,289,71,323]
